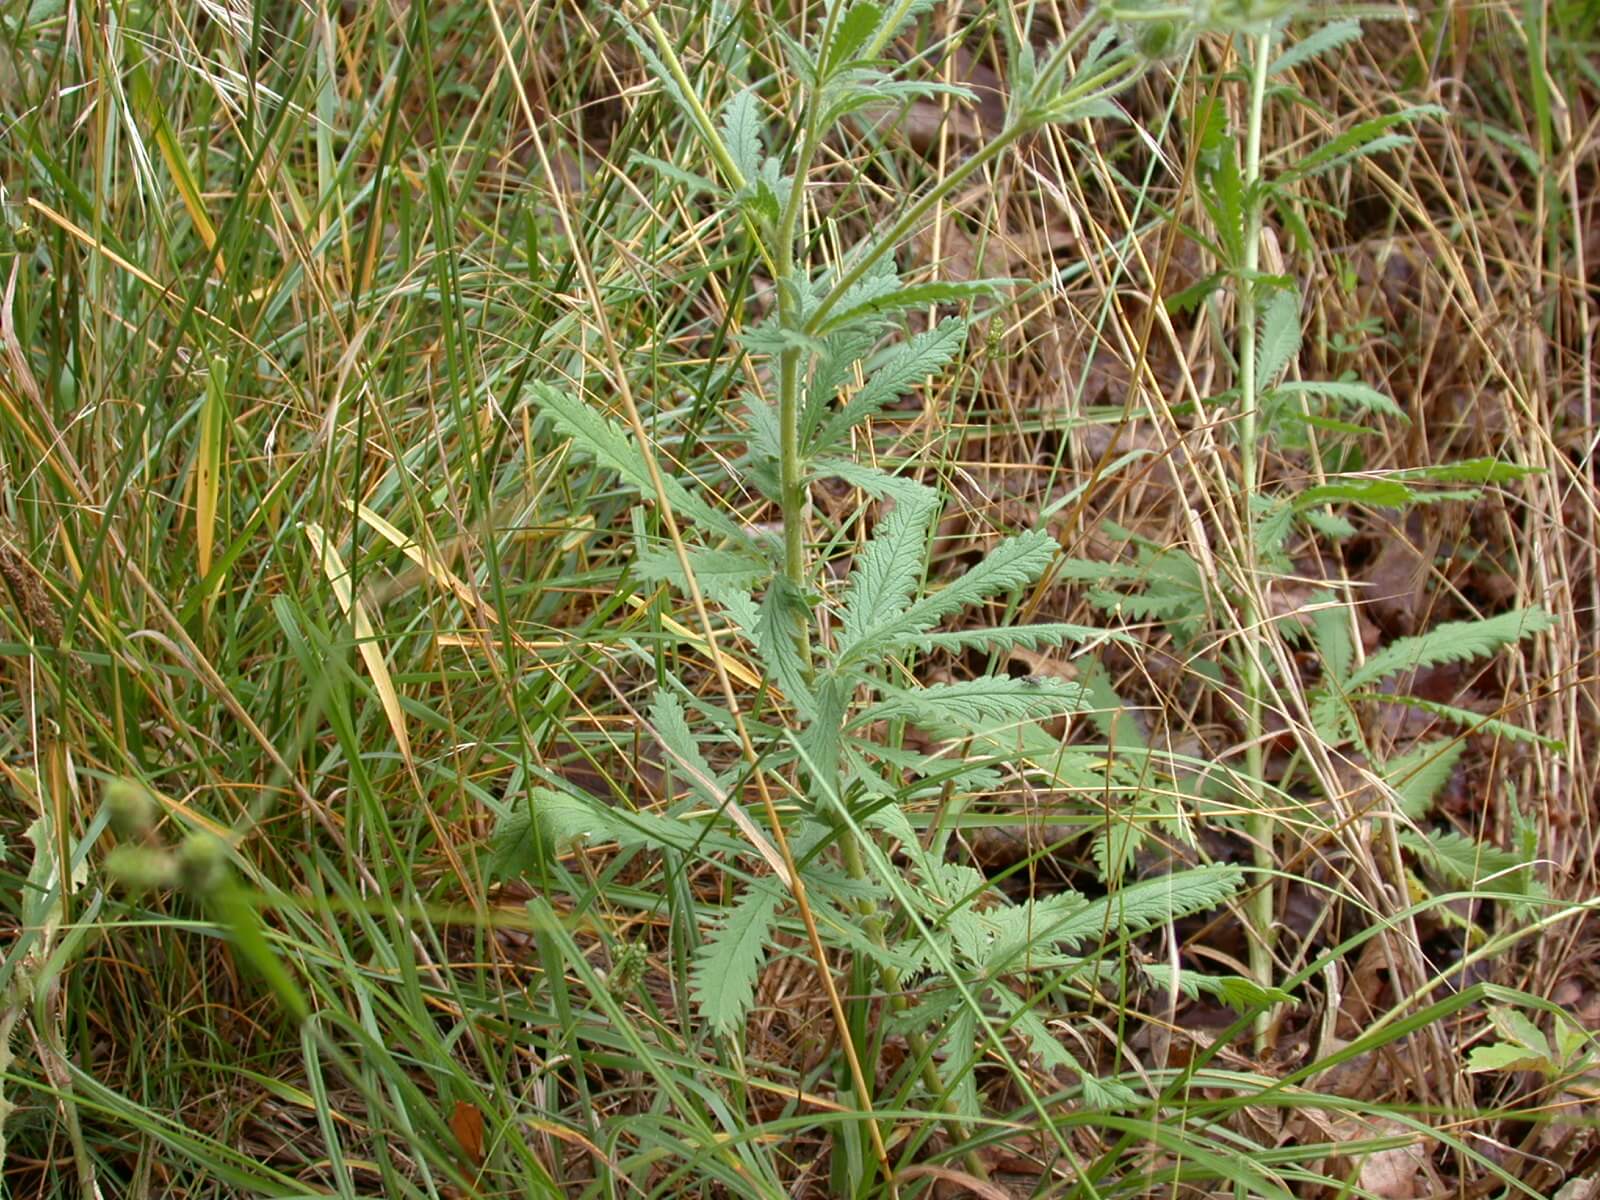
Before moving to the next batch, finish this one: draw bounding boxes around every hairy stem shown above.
[1236,28,1276,1051]
[838,830,989,1180]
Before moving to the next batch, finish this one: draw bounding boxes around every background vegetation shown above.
[0,0,1595,1195]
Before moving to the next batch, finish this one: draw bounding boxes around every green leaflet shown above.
[1346,607,1554,692]
[837,529,1059,665]
[1381,738,1465,821]
[856,676,1086,738]
[524,382,748,544]
[690,878,785,1036]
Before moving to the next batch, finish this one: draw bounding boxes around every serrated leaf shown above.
[525,383,746,543]
[755,576,816,716]
[814,318,968,452]
[1398,828,1526,890]
[635,544,772,595]
[1268,19,1363,76]
[985,865,1243,966]
[825,0,884,73]
[802,329,876,444]
[880,621,1131,655]
[1382,739,1465,821]
[634,544,766,636]
[813,279,1012,337]
[1165,270,1227,314]
[738,319,825,358]
[1302,509,1358,539]
[650,690,722,810]
[1347,607,1553,692]
[1141,965,1295,1015]
[1370,695,1565,749]
[858,676,1086,737]
[691,879,784,1036]
[1284,106,1444,182]
[808,457,937,507]
[799,673,849,792]
[1255,286,1301,389]
[838,488,939,652]
[1272,379,1406,421]
[1389,457,1543,485]
[720,88,764,181]
[839,529,1059,664]
[1295,479,1416,508]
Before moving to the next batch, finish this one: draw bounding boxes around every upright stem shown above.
[1235,29,1276,1050]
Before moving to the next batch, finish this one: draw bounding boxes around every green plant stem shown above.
[838,829,990,1181]
[1235,28,1276,1051]
[806,55,1140,337]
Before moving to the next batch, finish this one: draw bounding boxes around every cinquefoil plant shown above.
[490,1,1264,1188]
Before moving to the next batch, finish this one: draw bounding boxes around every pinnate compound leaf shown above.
[813,278,1012,336]
[858,676,1085,737]
[1272,379,1406,421]
[1382,739,1465,821]
[524,383,745,542]
[1268,19,1363,76]
[1284,105,1444,181]
[839,529,1059,664]
[691,878,784,1036]
[1389,457,1543,485]
[755,576,816,715]
[984,865,1243,966]
[814,318,968,451]
[838,488,939,653]
[1346,607,1553,692]
[1372,695,1564,750]
[881,622,1129,655]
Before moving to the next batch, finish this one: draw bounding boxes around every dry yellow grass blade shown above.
[355,501,765,689]
[621,595,763,690]
[194,357,227,588]
[304,521,414,774]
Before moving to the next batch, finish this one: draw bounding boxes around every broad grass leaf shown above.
[304,522,413,775]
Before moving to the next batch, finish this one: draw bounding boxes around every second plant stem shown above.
[1235,28,1277,1051]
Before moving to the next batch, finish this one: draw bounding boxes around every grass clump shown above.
[0,0,1593,1195]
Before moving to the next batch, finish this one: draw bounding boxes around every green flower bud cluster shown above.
[102,779,232,898]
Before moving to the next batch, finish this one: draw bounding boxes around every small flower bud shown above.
[104,779,157,839]
[105,845,177,893]
[176,833,229,896]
